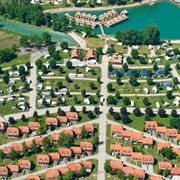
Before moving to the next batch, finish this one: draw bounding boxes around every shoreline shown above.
[44,0,150,13]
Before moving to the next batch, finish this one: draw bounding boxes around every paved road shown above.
[171,64,180,88]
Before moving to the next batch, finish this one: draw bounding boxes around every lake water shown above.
[57,0,180,39]
[0,18,77,45]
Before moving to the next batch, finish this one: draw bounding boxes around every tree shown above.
[115,91,121,99]
[170,118,180,131]
[65,75,72,83]
[42,32,51,45]
[9,149,19,160]
[122,63,128,72]
[70,106,76,112]
[107,96,117,105]
[81,127,88,139]
[57,108,65,116]
[42,65,48,74]
[22,143,29,156]
[46,110,50,117]
[36,59,43,69]
[133,107,141,116]
[113,112,121,120]
[87,111,95,119]
[104,161,112,173]
[143,97,150,106]
[107,83,113,92]
[20,74,26,82]
[158,108,166,117]
[52,51,60,61]
[145,107,154,117]
[64,170,74,180]
[96,90,101,97]
[3,71,9,84]
[31,140,40,154]
[33,111,38,118]
[82,106,86,114]
[171,109,178,117]
[123,97,130,106]
[60,41,68,50]
[18,65,26,76]
[79,167,86,177]
[8,117,15,124]
[108,64,113,72]
[89,82,96,90]
[81,89,86,98]
[129,75,138,86]
[173,77,179,85]
[164,63,171,76]
[147,76,154,85]
[116,77,122,85]
[106,47,116,55]
[66,61,73,69]
[48,44,56,55]
[21,114,26,122]
[83,24,92,37]
[120,107,127,115]
[50,89,55,98]
[166,90,173,99]
[109,107,114,115]
[160,147,177,160]
[117,170,125,180]
[131,49,139,59]
[49,59,57,69]
[0,150,5,159]
[43,137,52,152]
[59,134,74,147]
[94,106,100,115]
[153,63,158,71]
[122,114,131,124]
[20,35,29,47]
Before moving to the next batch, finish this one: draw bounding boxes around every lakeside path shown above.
[44,0,150,13]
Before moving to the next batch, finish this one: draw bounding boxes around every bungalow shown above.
[71,48,80,62]
[110,144,122,156]
[27,175,40,180]
[45,169,59,180]
[141,138,153,148]
[142,155,154,165]
[58,167,69,175]
[156,126,167,138]
[7,127,19,138]
[122,130,132,140]
[159,162,172,171]
[83,124,94,136]
[51,133,60,144]
[18,160,31,171]
[59,148,72,162]
[80,141,93,156]
[61,129,74,137]
[157,142,170,154]
[0,122,5,133]
[132,169,145,180]
[85,49,97,64]
[172,148,180,156]
[45,117,58,127]
[145,121,158,132]
[120,146,133,157]
[1,147,11,157]
[70,146,82,158]
[56,116,68,125]
[34,137,44,146]
[28,122,40,131]
[80,161,92,173]
[166,128,178,140]
[7,164,19,175]
[110,160,123,172]
[48,152,60,163]
[73,128,82,138]
[19,126,30,135]
[25,141,32,149]
[0,166,8,179]
[150,176,163,180]
[36,154,50,165]
[12,143,23,153]
[131,152,143,162]
[111,124,123,138]
[66,112,78,122]
[67,162,82,174]
[122,166,134,177]
[171,168,180,179]
[130,132,143,144]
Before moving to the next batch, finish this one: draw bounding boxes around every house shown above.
[34,137,44,146]
[0,122,5,133]
[172,148,180,156]
[142,155,154,165]
[132,169,145,180]
[12,143,23,153]
[156,126,167,138]
[145,121,158,131]
[51,133,60,144]
[48,152,60,162]
[7,164,19,174]
[83,98,90,105]
[25,141,32,149]
[122,166,134,177]
[83,124,94,136]
[110,160,123,172]
[61,130,74,137]
[0,166,8,179]
[59,148,72,162]
[80,141,93,156]
[166,129,178,140]
[18,160,31,170]
[1,147,11,157]
[45,117,58,127]
[19,126,30,135]
[150,176,163,180]
[157,142,170,154]
[71,48,80,61]
[67,162,82,174]
[28,122,40,131]
[171,168,180,179]
[80,161,92,173]
[159,162,172,171]
[27,175,40,180]
[72,128,82,138]
[45,169,59,180]
[120,146,133,157]
[130,132,143,144]
[143,87,149,94]
[70,146,82,158]
[110,144,122,156]
[56,116,68,125]
[36,154,50,165]
[122,130,132,140]
[141,138,153,148]
[85,49,97,64]
[131,152,142,162]
[66,112,78,122]
[7,127,19,138]
[111,124,123,137]
[108,53,123,65]
[58,167,69,175]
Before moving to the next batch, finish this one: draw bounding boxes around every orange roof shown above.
[68,162,82,173]
[131,132,143,141]
[110,160,123,170]
[58,167,69,174]
[80,141,93,151]
[141,138,153,145]
[71,48,79,59]
[177,134,180,140]
[7,164,19,173]
[36,154,50,164]
[34,137,43,146]
[159,162,172,170]
[132,169,145,179]
[66,112,78,121]
[150,176,163,180]
[171,168,180,175]
[80,161,92,169]
[28,122,40,130]
[142,155,154,164]
[18,160,31,169]
[48,152,60,161]
[7,127,19,136]
[45,117,58,125]
[122,130,132,138]
[0,166,8,176]
[1,147,11,155]
[27,175,40,180]
[61,129,73,136]
[122,166,134,174]
[51,133,60,141]
[172,148,180,156]
[19,126,29,134]
[110,144,122,151]
[111,124,123,133]
[83,124,94,132]
[12,143,23,152]
[157,142,170,151]
[86,49,96,59]
[25,141,32,148]
[46,169,59,179]
[56,116,68,124]
[59,148,72,157]
[121,146,133,155]
[131,152,143,161]
[70,146,82,154]
[156,126,167,133]
[166,128,178,136]
[73,128,82,136]
[145,121,158,129]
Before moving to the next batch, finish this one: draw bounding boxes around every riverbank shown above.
[44,0,150,13]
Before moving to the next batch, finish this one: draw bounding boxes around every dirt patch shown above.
[0,31,5,35]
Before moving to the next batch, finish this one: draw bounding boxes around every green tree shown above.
[48,44,56,55]
[104,160,112,173]
[59,134,74,147]
[42,32,52,45]
[131,49,139,59]
[60,41,68,50]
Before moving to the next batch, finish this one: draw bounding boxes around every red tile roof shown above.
[111,124,123,134]
[171,168,180,175]
[36,154,50,164]
[80,141,93,151]
[66,112,78,121]
[68,162,82,173]
[7,164,19,173]
[46,169,59,179]
[7,127,19,136]
[150,176,163,180]
[70,146,82,155]
[159,162,172,170]
[28,122,40,130]
[141,138,153,145]
[18,160,31,169]
[48,152,60,161]
[157,142,170,152]
[19,126,29,134]
[145,121,158,130]
[80,161,92,169]
[45,117,58,126]
[59,148,72,157]
[0,166,8,176]
[83,124,94,132]
[58,167,69,175]
[71,48,79,59]
[27,175,40,180]
[110,160,123,170]
[56,116,68,124]
[12,143,23,152]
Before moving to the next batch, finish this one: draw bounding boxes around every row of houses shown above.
[145,121,180,144]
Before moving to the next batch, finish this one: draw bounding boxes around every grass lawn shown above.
[0,29,20,50]
[139,45,151,55]
[109,40,128,54]
[1,54,30,69]
[43,79,101,93]
[105,173,119,180]
[85,37,105,49]
[41,0,70,10]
